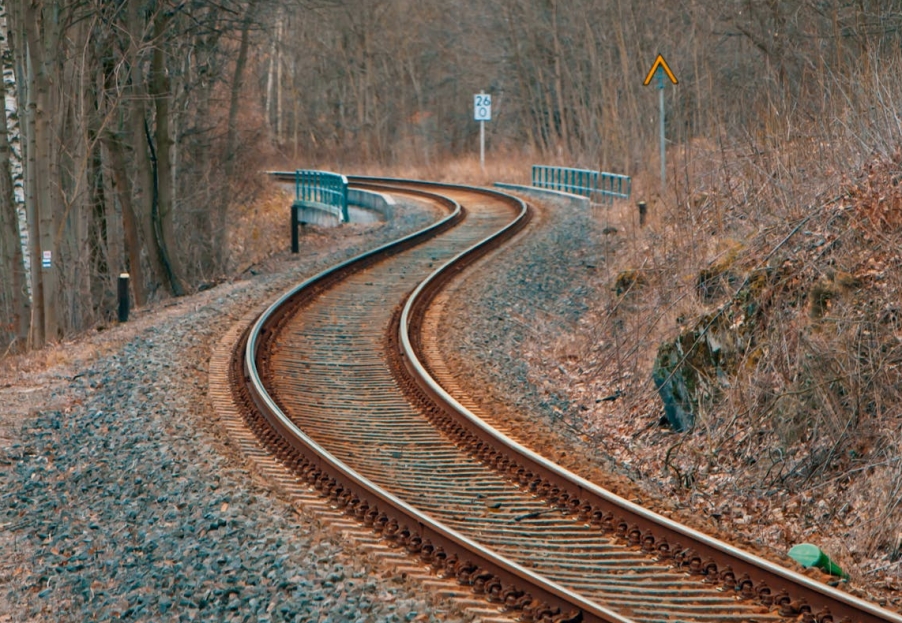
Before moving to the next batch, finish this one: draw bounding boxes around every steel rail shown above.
[245,178,633,623]
[250,173,902,623]
[395,195,902,623]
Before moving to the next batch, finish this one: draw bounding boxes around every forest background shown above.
[2,0,899,352]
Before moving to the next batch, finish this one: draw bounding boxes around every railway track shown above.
[225,177,902,623]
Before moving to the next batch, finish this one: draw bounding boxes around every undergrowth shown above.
[543,140,902,584]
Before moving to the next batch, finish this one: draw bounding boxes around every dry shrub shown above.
[689,154,902,556]
[276,148,538,189]
[534,125,902,572]
[228,184,295,273]
[847,151,902,233]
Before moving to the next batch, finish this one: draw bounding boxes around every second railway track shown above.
[227,177,902,623]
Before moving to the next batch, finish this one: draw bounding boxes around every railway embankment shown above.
[439,165,902,612]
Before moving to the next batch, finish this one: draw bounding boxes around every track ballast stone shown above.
[1,201,458,623]
[444,195,605,433]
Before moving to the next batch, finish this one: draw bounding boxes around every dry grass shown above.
[268,148,539,189]
[227,184,296,274]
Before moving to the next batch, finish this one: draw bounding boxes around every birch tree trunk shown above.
[0,5,29,351]
[0,66,29,350]
[8,0,45,347]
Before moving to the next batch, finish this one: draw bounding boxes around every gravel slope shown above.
[440,194,613,460]
[0,201,460,623]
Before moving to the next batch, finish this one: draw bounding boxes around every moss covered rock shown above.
[696,242,743,303]
[653,270,770,431]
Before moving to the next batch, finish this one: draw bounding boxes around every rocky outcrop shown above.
[652,269,770,431]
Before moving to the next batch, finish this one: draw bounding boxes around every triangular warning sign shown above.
[643,54,678,86]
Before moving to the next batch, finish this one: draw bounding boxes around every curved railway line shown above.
[220,177,902,623]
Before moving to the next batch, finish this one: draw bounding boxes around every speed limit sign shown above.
[474,93,492,121]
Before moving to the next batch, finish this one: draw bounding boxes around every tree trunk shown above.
[276,16,283,142]
[23,0,61,342]
[0,5,30,351]
[104,134,147,307]
[150,9,185,296]
[96,18,147,308]
[61,20,95,332]
[549,1,570,154]
[10,2,44,348]
[123,1,166,299]
[218,0,258,271]
[0,70,29,352]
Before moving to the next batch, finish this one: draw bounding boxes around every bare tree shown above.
[0,51,29,352]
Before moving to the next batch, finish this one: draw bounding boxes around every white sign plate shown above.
[42,250,51,268]
[474,94,492,121]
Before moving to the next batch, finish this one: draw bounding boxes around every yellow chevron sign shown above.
[643,54,678,86]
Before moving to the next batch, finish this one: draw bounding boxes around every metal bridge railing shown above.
[295,169,349,222]
[531,165,631,205]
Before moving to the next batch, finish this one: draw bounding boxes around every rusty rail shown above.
[243,178,631,622]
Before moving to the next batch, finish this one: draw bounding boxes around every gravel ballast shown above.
[441,194,609,447]
[0,199,457,623]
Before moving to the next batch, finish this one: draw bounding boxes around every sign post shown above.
[643,54,678,190]
[474,93,492,171]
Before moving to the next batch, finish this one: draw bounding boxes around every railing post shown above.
[291,202,300,253]
[341,176,349,222]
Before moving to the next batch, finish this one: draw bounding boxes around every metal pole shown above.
[480,120,485,172]
[291,203,299,254]
[341,180,349,223]
[658,70,666,190]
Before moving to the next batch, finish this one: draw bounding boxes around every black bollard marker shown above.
[291,203,299,253]
[118,273,130,322]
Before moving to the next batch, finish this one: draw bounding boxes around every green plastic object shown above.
[788,543,848,579]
